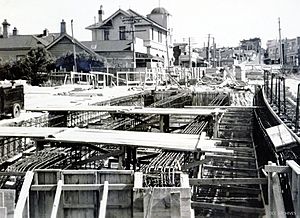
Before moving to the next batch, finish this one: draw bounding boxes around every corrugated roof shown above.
[81,40,131,52]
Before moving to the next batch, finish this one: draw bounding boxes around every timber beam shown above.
[205,154,256,162]
[203,164,257,173]
[181,158,212,170]
[31,184,133,191]
[74,150,124,166]
[189,178,267,185]
[191,201,265,214]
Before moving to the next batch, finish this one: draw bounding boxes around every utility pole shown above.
[207,34,211,66]
[218,49,221,67]
[278,17,283,66]
[122,16,146,69]
[212,37,216,68]
[188,37,192,68]
[71,20,77,72]
[166,28,171,70]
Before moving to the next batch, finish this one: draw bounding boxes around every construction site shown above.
[0,65,299,218]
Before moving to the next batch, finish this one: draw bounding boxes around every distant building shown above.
[265,37,300,67]
[83,5,173,68]
[0,19,59,61]
[284,37,300,67]
[47,20,104,59]
[265,39,280,64]
[240,38,261,52]
[173,43,205,67]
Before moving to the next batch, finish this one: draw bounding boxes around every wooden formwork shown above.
[16,169,134,218]
[14,170,193,218]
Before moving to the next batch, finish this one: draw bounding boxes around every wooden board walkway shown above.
[0,127,232,153]
[26,106,225,116]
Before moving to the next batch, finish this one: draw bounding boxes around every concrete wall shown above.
[133,187,192,218]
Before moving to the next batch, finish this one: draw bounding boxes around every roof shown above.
[127,9,167,31]
[0,35,45,49]
[86,9,130,30]
[46,33,107,63]
[86,8,167,31]
[150,7,169,15]
[81,40,131,52]
[0,34,59,50]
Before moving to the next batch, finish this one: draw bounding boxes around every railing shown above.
[265,160,300,218]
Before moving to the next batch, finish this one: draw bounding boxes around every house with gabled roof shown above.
[45,20,107,70]
[0,19,59,61]
[46,20,105,60]
[82,5,173,68]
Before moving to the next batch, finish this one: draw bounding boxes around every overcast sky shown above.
[1,0,300,48]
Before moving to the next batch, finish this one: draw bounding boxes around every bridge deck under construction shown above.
[0,88,271,218]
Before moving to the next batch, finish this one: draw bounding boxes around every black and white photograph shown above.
[0,0,300,217]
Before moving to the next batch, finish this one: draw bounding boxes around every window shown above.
[158,31,162,43]
[119,26,126,40]
[104,30,109,40]
[151,28,154,40]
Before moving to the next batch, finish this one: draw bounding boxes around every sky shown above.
[1,0,300,48]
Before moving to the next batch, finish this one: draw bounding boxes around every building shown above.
[173,43,205,67]
[266,37,300,67]
[47,20,105,60]
[46,20,107,72]
[0,19,59,61]
[265,39,280,64]
[284,37,300,67]
[240,38,261,52]
[83,5,173,68]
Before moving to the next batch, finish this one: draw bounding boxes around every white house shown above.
[83,5,173,68]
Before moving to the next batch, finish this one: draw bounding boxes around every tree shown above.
[0,59,24,81]
[21,46,55,85]
[55,51,105,72]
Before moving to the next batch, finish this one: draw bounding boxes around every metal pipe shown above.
[275,76,278,104]
[266,71,269,98]
[283,77,286,114]
[278,77,281,114]
[270,74,274,104]
[263,70,267,93]
[295,83,300,132]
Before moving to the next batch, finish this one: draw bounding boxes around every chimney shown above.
[2,19,10,38]
[98,5,104,23]
[12,27,18,36]
[60,19,66,35]
[43,28,49,36]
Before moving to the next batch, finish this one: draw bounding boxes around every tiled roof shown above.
[0,34,59,49]
[81,40,131,52]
